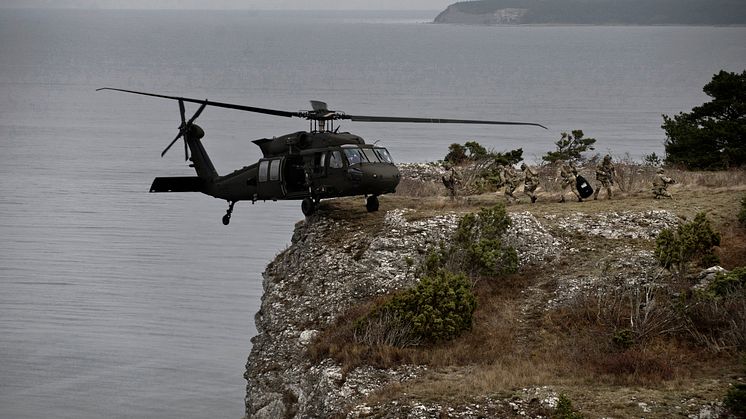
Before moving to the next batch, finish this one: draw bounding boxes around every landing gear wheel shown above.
[222,201,236,226]
[366,195,380,212]
[301,197,316,216]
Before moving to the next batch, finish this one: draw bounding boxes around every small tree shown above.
[655,212,721,279]
[444,143,468,165]
[360,270,477,344]
[542,130,596,163]
[662,69,746,169]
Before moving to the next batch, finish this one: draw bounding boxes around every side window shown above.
[314,152,326,174]
[269,159,281,181]
[258,160,269,182]
[329,151,343,169]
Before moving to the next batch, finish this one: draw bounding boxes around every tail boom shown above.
[150,176,205,193]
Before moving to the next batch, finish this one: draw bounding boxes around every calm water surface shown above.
[1,9,745,418]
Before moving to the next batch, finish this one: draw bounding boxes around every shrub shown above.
[739,195,746,226]
[442,141,524,193]
[643,152,662,166]
[707,267,746,297]
[683,285,746,352]
[654,212,721,278]
[453,203,518,278]
[554,394,584,419]
[444,143,468,165]
[359,270,477,345]
[723,383,746,418]
[421,203,517,280]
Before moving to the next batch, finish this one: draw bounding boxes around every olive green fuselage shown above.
[150,127,400,206]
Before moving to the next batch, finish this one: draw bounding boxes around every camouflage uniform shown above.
[652,168,674,199]
[593,154,616,200]
[502,165,520,202]
[442,167,461,198]
[521,163,539,203]
[557,160,581,202]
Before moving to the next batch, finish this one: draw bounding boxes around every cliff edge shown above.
[245,167,745,418]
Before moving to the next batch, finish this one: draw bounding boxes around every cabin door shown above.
[257,158,286,199]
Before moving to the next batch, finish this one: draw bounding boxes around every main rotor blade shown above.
[344,114,548,129]
[178,99,186,125]
[161,131,183,158]
[97,87,301,118]
[188,102,207,125]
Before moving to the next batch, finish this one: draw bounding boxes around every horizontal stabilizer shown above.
[150,177,205,193]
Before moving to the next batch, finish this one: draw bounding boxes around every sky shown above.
[0,0,455,10]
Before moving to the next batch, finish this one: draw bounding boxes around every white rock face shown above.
[434,4,529,24]
[244,207,681,417]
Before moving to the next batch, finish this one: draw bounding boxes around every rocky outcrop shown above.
[245,210,458,418]
[434,4,528,25]
[244,203,686,417]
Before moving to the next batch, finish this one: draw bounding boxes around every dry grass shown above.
[309,168,746,414]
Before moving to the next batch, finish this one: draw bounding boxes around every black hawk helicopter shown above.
[98,88,547,225]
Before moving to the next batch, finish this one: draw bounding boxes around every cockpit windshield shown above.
[361,148,379,163]
[343,148,365,165]
[374,148,394,164]
[343,146,394,165]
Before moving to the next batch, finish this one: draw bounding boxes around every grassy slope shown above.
[313,170,746,417]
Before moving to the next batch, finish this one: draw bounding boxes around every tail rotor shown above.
[161,99,207,161]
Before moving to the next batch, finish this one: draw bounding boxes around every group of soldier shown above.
[442,154,676,203]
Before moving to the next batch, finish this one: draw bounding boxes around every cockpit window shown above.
[329,151,343,169]
[361,148,379,163]
[374,148,394,164]
[343,148,366,165]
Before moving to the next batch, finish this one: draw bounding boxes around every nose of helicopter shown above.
[351,163,400,193]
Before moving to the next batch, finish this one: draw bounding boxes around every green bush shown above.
[454,203,518,277]
[723,383,746,417]
[643,152,662,167]
[654,212,721,278]
[444,143,468,165]
[739,195,746,226]
[361,271,477,344]
[554,394,584,419]
[421,203,518,279]
[612,329,635,349]
[707,267,746,297]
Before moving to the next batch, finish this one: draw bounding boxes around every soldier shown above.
[556,160,582,202]
[441,166,460,199]
[521,162,539,203]
[493,164,505,189]
[652,167,675,199]
[593,154,617,200]
[502,164,520,202]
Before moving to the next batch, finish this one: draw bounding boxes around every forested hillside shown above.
[435,0,746,24]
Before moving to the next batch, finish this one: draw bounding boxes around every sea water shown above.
[1,9,744,418]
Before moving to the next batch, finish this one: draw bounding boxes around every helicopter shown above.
[97,88,547,225]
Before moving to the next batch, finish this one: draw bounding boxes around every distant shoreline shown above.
[433,0,746,26]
